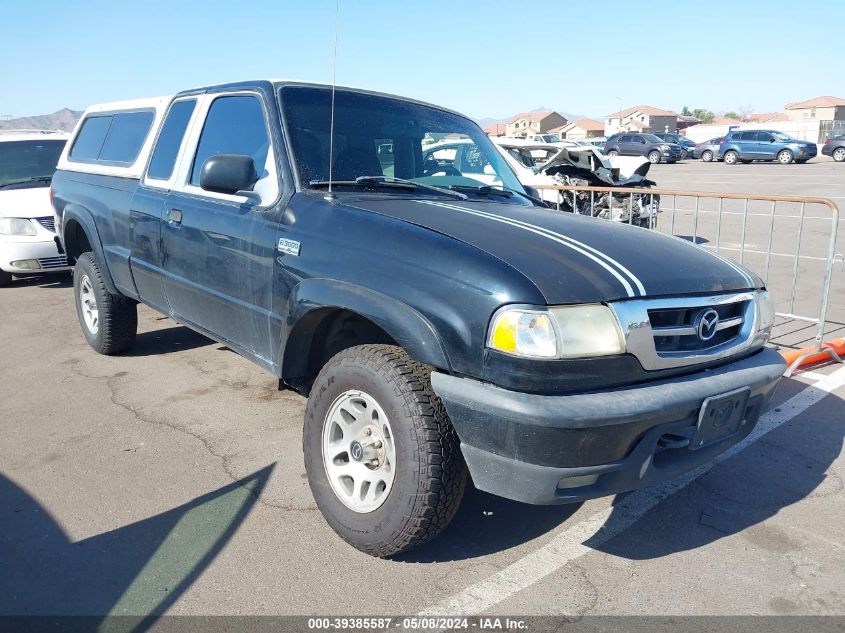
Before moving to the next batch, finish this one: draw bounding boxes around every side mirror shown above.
[200,154,259,196]
[483,164,495,176]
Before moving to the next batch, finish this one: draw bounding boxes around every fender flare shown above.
[281,278,452,376]
[62,204,119,294]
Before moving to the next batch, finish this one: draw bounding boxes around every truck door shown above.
[130,98,198,313]
[160,93,280,356]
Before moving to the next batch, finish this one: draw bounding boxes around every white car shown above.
[0,130,70,285]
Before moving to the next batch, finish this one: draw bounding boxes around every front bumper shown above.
[0,237,70,274]
[431,347,785,505]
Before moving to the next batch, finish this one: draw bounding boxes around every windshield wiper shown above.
[308,176,467,200]
[448,184,546,206]
[0,175,53,190]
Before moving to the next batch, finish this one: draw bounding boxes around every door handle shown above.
[168,208,183,225]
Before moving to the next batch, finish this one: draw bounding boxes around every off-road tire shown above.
[0,270,12,286]
[74,252,137,354]
[303,344,468,557]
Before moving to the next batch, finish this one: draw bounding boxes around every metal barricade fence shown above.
[535,184,842,376]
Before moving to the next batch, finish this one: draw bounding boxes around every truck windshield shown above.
[0,139,66,188]
[279,86,527,201]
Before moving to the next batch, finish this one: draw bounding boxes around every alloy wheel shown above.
[79,274,99,334]
[322,389,396,513]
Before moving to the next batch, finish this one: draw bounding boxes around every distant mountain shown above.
[475,106,590,130]
[0,108,82,132]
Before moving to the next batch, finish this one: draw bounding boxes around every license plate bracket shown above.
[691,387,751,450]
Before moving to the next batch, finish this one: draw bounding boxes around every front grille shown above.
[649,300,749,353]
[35,216,56,233]
[37,255,68,269]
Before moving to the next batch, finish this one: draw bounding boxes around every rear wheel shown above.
[701,150,714,162]
[777,149,794,164]
[303,344,468,557]
[0,270,11,286]
[647,150,661,164]
[607,149,619,157]
[724,150,738,165]
[74,252,137,354]
[833,147,845,162]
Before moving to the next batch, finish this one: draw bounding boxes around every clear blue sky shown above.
[3,0,843,120]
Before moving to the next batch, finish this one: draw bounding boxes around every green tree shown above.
[724,111,740,120]
[691,108,715,124]
[681,105,692,116]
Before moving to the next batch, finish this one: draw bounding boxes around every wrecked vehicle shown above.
[540,147,660,227]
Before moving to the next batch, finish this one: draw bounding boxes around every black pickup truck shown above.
[53,80,785,557]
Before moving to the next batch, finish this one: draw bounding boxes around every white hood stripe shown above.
[419,200,639,298]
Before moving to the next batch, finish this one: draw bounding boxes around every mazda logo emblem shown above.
[696,309,720,341]
[349,441,364,462]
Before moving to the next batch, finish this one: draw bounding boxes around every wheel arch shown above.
[280,279,451,393]
[62,205,119,294]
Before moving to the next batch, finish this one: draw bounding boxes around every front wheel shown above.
[701,150,713,162]
[74,252,137,354]
[647,150,661,164]
[723,151,739,165]
[777,149,794,164]
[0,270,11,286]
[303,344,468,557]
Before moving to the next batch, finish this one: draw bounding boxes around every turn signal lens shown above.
[488,310,557,358]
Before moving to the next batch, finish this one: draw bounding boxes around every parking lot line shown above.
[419,365,845,616]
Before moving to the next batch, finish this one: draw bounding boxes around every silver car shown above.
[693,137,724,162]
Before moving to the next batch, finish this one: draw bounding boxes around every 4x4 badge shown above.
[277,238,301,256]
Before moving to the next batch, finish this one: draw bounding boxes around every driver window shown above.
[190,95,270,186]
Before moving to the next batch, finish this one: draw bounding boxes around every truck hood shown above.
[345,197,761,304]
[0,186,53,219]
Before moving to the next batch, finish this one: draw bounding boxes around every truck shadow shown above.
[591,377,844,560]
[125,325,214,356]
[397,487,581,563]
[0,465,273,630]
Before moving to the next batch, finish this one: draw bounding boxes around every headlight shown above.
[488,305,625,359]
[0,218,38,236]
[488,309,557,358]
[755,290,775,339]
[550,304,626,357]
[660,144,671,151]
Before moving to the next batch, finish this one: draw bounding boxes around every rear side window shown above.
[190,95,269,186]
[69,116,112,160]
[148,100,196,180]
[69,110,154,164]
[98,112,154,163]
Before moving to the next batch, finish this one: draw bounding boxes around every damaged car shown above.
[539,146,661,228]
